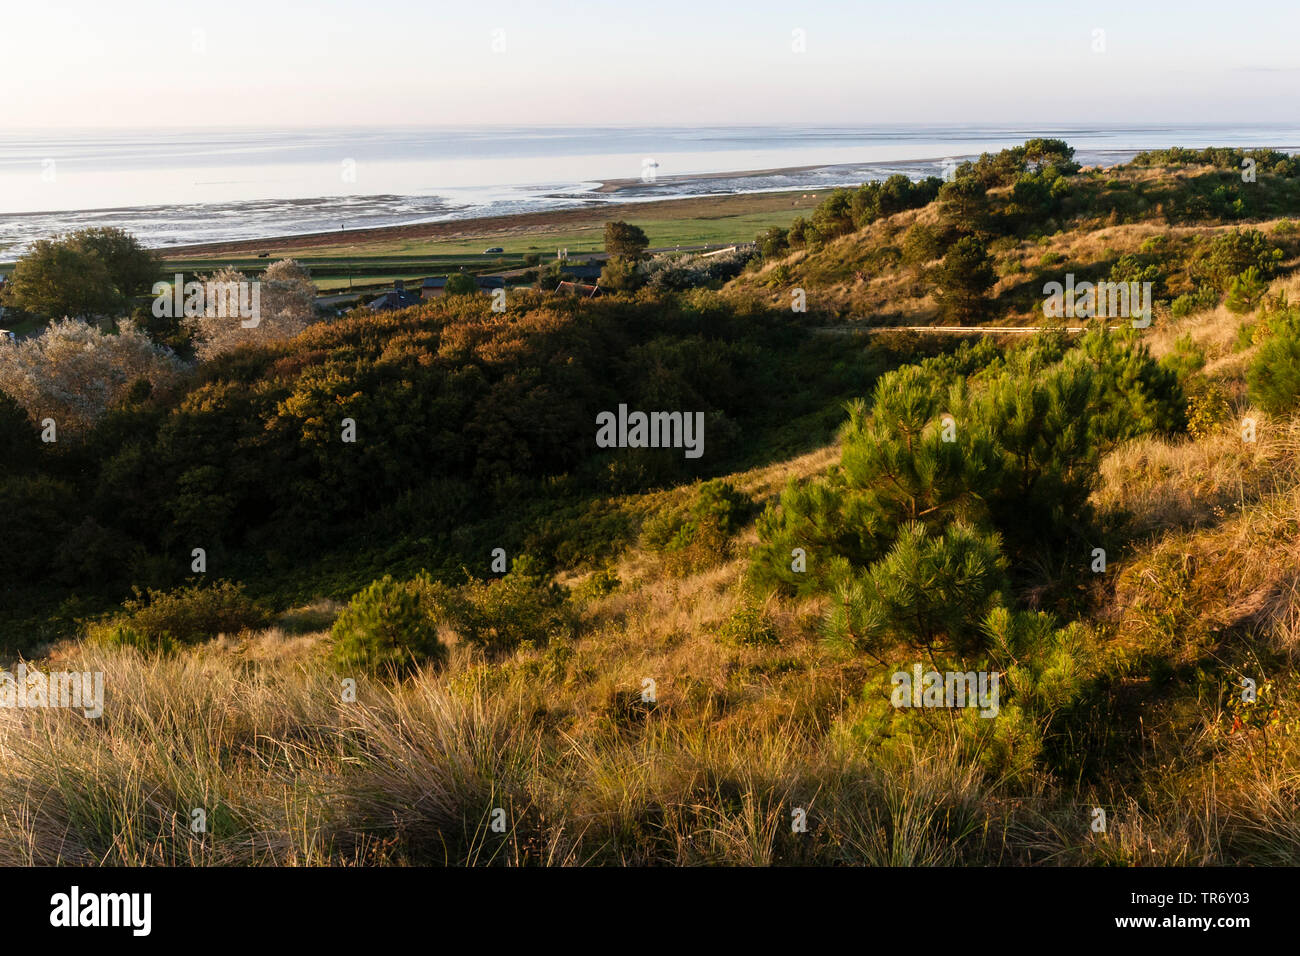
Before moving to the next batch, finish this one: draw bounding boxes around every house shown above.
[421,275,506,300]
[558,263,603,282]
[554,281,603,299]
[366,279,422,312]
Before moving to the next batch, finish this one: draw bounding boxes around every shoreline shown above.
[157,156,966,258]
[592,163,833,193]
[21,149,1161,262]
[158,187,825,258]
[156,150,1129,259]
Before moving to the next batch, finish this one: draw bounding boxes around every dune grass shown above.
[5,379,1300,865]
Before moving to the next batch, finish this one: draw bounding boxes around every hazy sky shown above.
[4,0,1299,127]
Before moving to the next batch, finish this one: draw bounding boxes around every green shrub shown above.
[752,330,1181,608]
[90,623,178,655]
[1225,267,1269,315]
[901,223,943,265]
[1108,254,1165,297]
[1247,326,1300,414]
[825,521,1007,659]
[599,256,644,292]
[95,580,268,648]
[756,226,790,259]
[766,264,793,287]
[1171,294,1199,318]
[443,273,477,296]
[982,607,1091,720]
[331,574,446,671]
[575,567,620,602]
[1234,321,1258,352]
[1193,229,1283,291]
[452,567,573,654]
[933,237,996,324]
[717,589,779,646]
[643,479,754,577]
[1159,334,1206,381]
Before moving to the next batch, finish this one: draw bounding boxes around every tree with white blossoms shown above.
[0,318,185,436]
[185,258,317,362]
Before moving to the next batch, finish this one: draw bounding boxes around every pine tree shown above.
[933,237,996,324]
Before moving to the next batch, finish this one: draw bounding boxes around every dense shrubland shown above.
[0,288,893,646]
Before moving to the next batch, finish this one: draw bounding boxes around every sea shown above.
[2,123,1299,257]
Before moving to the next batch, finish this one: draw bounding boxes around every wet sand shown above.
[161,186,824,258]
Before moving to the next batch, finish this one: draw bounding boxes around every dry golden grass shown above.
[1094,413,1298,535]
[6,477,1297,866]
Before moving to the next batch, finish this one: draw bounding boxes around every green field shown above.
[282,204,820,259]
[151,191,825,292]
[1,191,825,299]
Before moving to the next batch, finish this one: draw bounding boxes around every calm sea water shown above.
[2,123,1298,256]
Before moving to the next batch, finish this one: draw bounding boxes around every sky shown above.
[2,0,1299,127]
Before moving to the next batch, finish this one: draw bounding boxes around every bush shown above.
[185,259,315,362]
[0,318,185,437]
[93,579,269,649]
[937,178,990,234]
[757,226,790,259]
[901,223,943,265]
[643,479,754,576]
[1186,378,1232,439]
[1193,229,1283,291]
[1108,254,1165,298]
[933,237,996,324]
[1159,334,1206,382]
[1171,293,1202,318]
[751,329,1182,606]
[451,566,573,654]
[575,567,620,602]
[1225,267,1269,315]
[825,521,1007,658]
[331,574,446,671]
[1247,325,1300,414]
[444,273,478,297]
[599,255,645,292]
[92,623,179,655]
[717,589,779,646]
